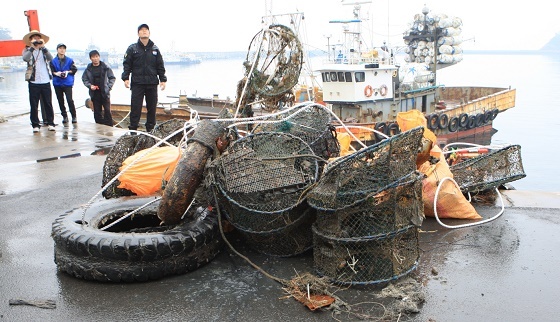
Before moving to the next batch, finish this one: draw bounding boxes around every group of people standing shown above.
[22,23,167,134]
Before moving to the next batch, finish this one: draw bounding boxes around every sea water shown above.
[0,54,558,192]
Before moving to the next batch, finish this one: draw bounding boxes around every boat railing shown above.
[325,55,395,66]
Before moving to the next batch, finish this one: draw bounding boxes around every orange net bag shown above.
[118,146,181,196]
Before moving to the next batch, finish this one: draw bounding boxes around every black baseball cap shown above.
[89,50,100,58]
[57,43,66,49]
[138,24,149,32]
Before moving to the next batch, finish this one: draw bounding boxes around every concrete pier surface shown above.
[1,109,559,321]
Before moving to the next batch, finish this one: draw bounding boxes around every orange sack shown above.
[419,145,482,220]
[118,146,181,196]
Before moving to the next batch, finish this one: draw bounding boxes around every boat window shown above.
[345,72,352,82]
[355,72,365,82]
[337,72,345,82]
[322,72,330,82]
[330,72,338,82]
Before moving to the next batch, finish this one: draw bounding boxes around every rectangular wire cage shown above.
[450,144,526,193]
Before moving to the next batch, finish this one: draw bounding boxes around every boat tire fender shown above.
[374,122,387,141]
[427,114,439,131]
[380,84,388,97]
[490,108,499,121]
[466,115,477,129]
[475,113,484,127]
[51,198,222,282]
[458,113,469,128]
[483,110,493,123]
[448,116,459,132]
[438,113,449,130]
[386,122,401,136]
[364,85,374,97]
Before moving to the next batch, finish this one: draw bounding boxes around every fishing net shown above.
[314,172,425,238]
[236,24,303,111]
[313,225,420,285]
[307,126,424,211]
[232,207,316,257]
[450,144,526,193]
[208,132,319,256]
[102,119,190,199]
[251,104,340,160]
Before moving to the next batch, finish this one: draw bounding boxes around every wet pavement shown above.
[1,109,559,321]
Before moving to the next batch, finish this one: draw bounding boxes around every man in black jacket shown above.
[121,23,167,132]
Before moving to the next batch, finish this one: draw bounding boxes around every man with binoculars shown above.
[22,30,56,132]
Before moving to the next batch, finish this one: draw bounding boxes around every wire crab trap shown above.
[313,225,420,285]
[450,144,526,193]
[251,104,340,160]
[314,172,425,239]
[307,126,424,211]
[208,132,319,256]
[102,119,190,199]
[231,207,317,257]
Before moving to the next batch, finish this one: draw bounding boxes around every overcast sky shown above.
[2,0,557,54]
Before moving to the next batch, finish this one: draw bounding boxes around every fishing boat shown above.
[314,2,516,147]
[87,94,234,129]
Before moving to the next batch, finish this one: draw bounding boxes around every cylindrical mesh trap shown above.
[251,104,340,160]
[314,172,425,238]
[313,225,419,285]
[308,126,424,211]
[450,144,526,193]
[209,132,319,256]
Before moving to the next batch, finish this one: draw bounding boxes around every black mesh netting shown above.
[307,127,424,284]
[313,225,420,285]
[208,131,319,256]
[102,119,190,199]
[251,104,340,160]
[307,126,424,211]
[314,172,425,239]
[450,144,526,193]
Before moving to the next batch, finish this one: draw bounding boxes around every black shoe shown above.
[72,117,77,123]
[62,117,69,124]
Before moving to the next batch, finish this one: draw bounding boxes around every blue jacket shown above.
[50,55,78,87]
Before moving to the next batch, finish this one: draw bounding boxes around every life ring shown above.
[438,113,449,129]
[490,108,499,120]
[427,114,439,131]
[379,84,388,97]
[364,85,374,97]
[448,116,459,132]
[374,122,387,141]
[458,113,469,128]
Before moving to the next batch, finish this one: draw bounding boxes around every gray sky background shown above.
[2,0,557,54]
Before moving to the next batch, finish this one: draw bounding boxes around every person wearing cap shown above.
[82,50,115,126]
[50,43,78,124]
[21,30,56,132]
[121,23,167,132]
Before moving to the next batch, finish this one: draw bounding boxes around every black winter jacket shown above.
[121,39,167,85]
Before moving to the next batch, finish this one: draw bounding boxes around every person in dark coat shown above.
[121,23,167,132]
[82,50,115,126]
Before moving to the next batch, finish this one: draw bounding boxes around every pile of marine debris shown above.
[50,21,526,319]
